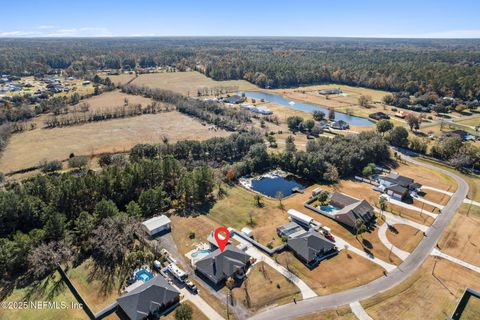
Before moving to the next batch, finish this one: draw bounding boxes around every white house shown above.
[142,215,171,237]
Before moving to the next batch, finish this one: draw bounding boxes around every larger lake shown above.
[242,91,374,126]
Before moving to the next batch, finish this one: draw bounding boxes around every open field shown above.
[0,111,229,172]
[230,262,301,312]
[0,272,86,320]
[276,250,385,296]
[102,73,136,86]
[72,90,157,112]
[206,185,289,247]
[386,223,424,253]
[67,260,122,313]
[363,257,480,320]
[130,71,258,96]
[170,215,222,257]
[414,158,480,201]
[438,204,480,266]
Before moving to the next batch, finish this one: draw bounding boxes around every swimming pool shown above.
[191,249,211,258]
[320,204,340,213]
[134,269,154,283]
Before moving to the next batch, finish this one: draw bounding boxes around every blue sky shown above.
[1,0,480,38]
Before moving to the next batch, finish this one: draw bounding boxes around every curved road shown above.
[250,153,469,320]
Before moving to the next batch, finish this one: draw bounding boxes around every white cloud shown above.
[0,27,113,37]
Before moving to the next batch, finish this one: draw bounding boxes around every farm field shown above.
[363,257,480,320]
[386,224,424,253]
[130,71,258,96]
[101,73,136,86]
[71,90,158,112]
[0,111,229,173]
[229,262,301,312]
[276,250,385,295]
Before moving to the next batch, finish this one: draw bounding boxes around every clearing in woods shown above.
[130,71,258,96]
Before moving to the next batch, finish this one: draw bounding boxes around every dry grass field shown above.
[103,73,136,86]
[386,224,424,252]
[295,306,356,320]
[72,90,157,112]
[438,204,480,266]
[230,262,301,312]
[276,250,385,296]
[0,111,229,173]
[363,257,480,320]
[130,71,258,96]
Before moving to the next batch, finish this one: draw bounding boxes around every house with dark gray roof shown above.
[116,276,180,320]
[195,245,251,286]
[378,173,422,200]
[328,192,376,229]
[287,230,337,267]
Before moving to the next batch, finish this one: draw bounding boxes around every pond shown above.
[242,91,374,126]
[241,171,306,198]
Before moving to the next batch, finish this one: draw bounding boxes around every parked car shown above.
[185,280,198,293]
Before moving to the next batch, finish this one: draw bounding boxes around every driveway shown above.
[249,150,469,320]
[232,234,317,299]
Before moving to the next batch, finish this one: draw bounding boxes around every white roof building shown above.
[142,215,171,237]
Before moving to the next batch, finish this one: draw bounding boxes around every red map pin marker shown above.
[214,227,230,252]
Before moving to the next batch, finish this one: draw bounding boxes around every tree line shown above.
[122,84,254,131]
[2,38,480,100]
[43,101,173,128]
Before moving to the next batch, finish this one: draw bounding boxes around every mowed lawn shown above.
[206,185,290,247]
[230,262,301,312]
[363,257,480,320]
[276,250,385,296]
[386,223,424,253]
[130,71,258,96]
[0,111,229,172]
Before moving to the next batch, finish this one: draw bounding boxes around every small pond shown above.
[241,171,306,198]
[241,91,374,126]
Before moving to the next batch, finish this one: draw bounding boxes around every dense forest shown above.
[1,38,480,99]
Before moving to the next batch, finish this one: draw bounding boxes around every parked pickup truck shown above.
[185,280,198,293]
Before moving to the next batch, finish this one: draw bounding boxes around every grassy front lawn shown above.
[230,262,301,312]
[276,250,385,296]
[386,224,424,253]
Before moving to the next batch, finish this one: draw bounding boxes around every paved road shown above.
[250,152,469,320]
[350,301,373,320]
[431,249,480,274]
